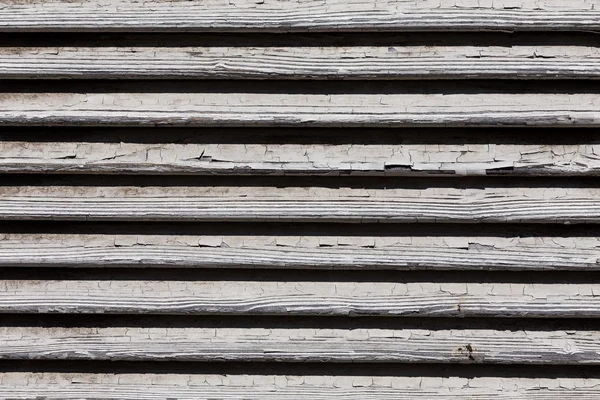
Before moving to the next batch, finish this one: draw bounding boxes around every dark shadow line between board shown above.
[1,360,598,378]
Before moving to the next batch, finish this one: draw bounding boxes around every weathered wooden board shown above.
[1,0,597,394]
[2,326,599,364]
[2,280,599,317]
[2,373,600,399]
[1,46,599,80]
[2,140,599,176]
[1,233,598,271]
[1,185,599,223]
[0,0,597,32]
[0,93,598,127]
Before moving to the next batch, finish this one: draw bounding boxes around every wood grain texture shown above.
[1,46,599,80]
[1,185,599,223]
[1,233,598,271]
[3,0,599,391]
[3,140,600,176]
[0,93,598,127]
[2,326,599,364]
[2,373,600,399]
[3,280,600,318]
[0,0,597,32]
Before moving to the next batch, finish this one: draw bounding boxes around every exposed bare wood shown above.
[3,280,599,317]
[0,93,598,127]
[2,326,599,364]
[1,46,599,80]
[2,373,600,399]
[1,185,599,223]
[0,233,598,271]
[0,0,597,32]
[2,140,600,176]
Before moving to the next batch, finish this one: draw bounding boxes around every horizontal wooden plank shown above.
[3,280,599,317]
[2,140,599,176]
[0,0,597,32]
[0,93,598,127]
[2,374,600,399]
[2,326,599,364]
[1,46,599,80]
[0,233,598,271]
[1,186,599,223]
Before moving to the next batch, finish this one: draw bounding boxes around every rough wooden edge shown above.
[1,140,599,177]
[0,46,599,80]
[2,195,599,223]
[2,327,599,364]
[0,234,598,270]
[1,373,600,399]
[2,280,599,317]
[0,93,598,127]
[0,1,598,32]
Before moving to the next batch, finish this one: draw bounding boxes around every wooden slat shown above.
[0,93,598,127]
[2,326,599,364]
[2,374,600,399]
[1,46,599,80]
[2,280,599,318]
[1,234,598,271]
[2,140,599,176]
[1,186,599,223]
[0,0,597,32]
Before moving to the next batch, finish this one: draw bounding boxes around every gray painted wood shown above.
[1,2,597,392]
[1,46,599,80]
[2,374,600,399]
[0,0,597,32]
[0,234,598,271]
[0,93,598,127]
[2,280,599,317]
[2,185,599,223]
[2,327,599,364]
[2,140,599,176]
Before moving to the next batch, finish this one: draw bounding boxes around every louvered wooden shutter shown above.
[1,1,599,398]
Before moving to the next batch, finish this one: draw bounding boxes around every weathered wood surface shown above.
[0,93,598,127]
[1,46,599,80]
[1,0,598,395]
[2,140,599,176]
[1,185,599,223]
[1,234,599,271]
[0,0,598,32]
[2,373,600,399]
[3,280,599,317]
[2,326,599,364]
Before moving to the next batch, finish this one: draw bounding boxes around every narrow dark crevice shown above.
[2,174,599,189]
[1,127,599,145]
[2,268,600,284]
[0,315,599,330]
[1,221,598,237]
[0,79,598,93]
[0,360,599,378]
[1,32,597,47]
